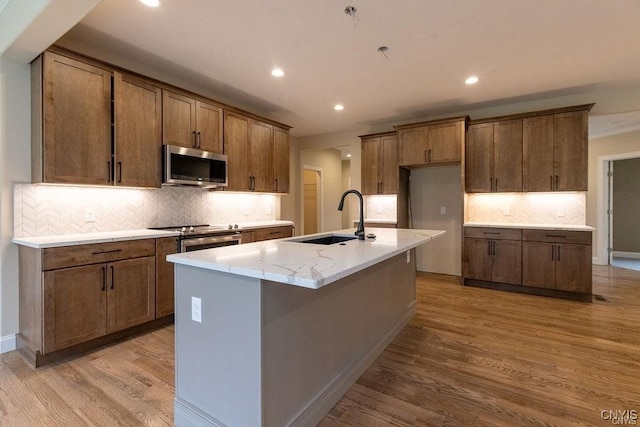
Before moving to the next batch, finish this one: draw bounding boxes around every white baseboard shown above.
[612,251,640,260]
[0,334,17,354]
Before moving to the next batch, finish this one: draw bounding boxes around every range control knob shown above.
[233,224,239,229]
[181,226,187,233]
[188,226,195,233]
[228,224,233,229]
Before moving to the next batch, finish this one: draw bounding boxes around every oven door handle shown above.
[180,234,242,252]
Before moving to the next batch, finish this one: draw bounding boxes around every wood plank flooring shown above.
[1,265,639,426]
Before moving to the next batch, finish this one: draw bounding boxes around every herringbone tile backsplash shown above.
[14,184,278,237]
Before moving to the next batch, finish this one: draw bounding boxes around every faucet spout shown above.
[337,189,365,240]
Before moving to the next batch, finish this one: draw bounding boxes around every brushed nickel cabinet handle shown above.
[192,131,197,148]
[101,266,106,291]
[92,249,122,255]
[197,132,202,148]
[557,244,561,261]
[551,245,555,261]
[110,265,114,290]
[275,178,278,192]
[428,149,432,163]
[117,162,122,183]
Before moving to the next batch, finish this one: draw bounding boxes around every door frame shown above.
[301,166,323,235]
[596,150,640,265]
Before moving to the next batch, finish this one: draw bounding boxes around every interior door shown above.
[303,169,319,234]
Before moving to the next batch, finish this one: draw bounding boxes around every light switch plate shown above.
[440,207,446,215]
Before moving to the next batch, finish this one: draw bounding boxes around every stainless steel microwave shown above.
[163,145,228,188]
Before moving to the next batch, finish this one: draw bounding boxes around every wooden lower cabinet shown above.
[242,225,294,243]
[522,230,592,294]
[463,228,522,285]
[156,237,178,318]
[464,227,592,299]
[43,256,155,353]
[18,238,171,366]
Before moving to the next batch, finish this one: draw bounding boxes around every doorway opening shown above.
[303,168,322,235]
[597,150,640,268]
[608,157,640,271]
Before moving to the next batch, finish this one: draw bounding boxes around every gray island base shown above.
[168,228,445,426]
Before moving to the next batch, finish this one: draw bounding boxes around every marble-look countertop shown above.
[167,228,445,289]
[12,229,182,249]
[12,220,295,249]
[464,222,595,231]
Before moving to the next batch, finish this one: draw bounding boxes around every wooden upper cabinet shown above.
[162,90,223,153]
[224,111,289,193]
[554,110,588,191]
[396,117,465,167]
[465,123,494,192]
[361,132,398,195]
[114,72,162,188]
[523,108,589,192]
[273,127,290,193]
[466,119,522,193]
[250,120,275,192]
[35,51,112,185]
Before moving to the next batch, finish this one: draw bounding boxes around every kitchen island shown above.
[167,227,444,427]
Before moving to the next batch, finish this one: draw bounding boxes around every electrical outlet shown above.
[191,297,202,323]
[406,250,410,264]
[440,206,446,215]
[503,206,510,216]
[85,207,96,222]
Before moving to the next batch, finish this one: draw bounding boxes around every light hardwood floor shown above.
[1,265,639,426]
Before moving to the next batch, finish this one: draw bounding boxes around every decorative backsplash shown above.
[466,192,586,224]
[13,184,278,237]
[364,195,397,221]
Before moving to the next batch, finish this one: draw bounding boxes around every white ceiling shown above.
[53,0,640,137]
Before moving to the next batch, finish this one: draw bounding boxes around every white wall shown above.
[410,166,463,276]
[0,59,32,349]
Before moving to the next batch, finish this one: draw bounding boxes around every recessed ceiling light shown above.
[346,154,352,158]
[271,68,284,77]
[334,104,344,111]
[465,76,479,85]
[140,0,161,7]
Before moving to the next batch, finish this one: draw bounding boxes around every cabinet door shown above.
[162,90,196,148]
[492,239,522,285]
[380,135,399,194]
[114,72,162,188]
[43,52,112,185]
[523,115,554,192]
[361,137,381,195]
[250,120,274,192]
[156,237,178,318]
[107,257,156,333]
[428,120,462,164]
[43,264,107,352]
[554,111,588,191]
[398,128,428,166]
[555,244,591,293]
[522,242,556,289]
[195,100,223,153]
[273,127,290,193]
[224,111,251,190]
[463,238,492,281]
[465,123,493,192]
[493,119,522,192]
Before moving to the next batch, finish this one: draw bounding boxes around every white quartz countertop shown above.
[12,229,181,249]
[464,222,595,231]
[11,221,295,249]
[167,228,445,289]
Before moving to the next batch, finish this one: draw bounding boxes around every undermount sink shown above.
[291,234,357,245]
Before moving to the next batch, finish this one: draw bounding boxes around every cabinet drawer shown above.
[464,227,522,240]
[253,226,293,242]
[522,229,591,245]
[43,239,156,271]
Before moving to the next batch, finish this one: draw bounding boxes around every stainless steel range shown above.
[150,224,242,252]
